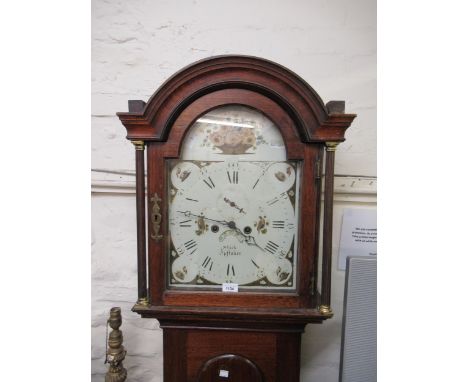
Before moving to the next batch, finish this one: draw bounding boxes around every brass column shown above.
[319,141,339,316]
[132,140,148,306]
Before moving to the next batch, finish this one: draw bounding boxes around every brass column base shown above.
[105,368,127,382]
[319,305,334,317]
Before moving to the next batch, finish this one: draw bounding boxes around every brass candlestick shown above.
[105,307,127,382]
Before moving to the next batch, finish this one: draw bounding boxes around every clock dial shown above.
[168,160,300,290]
[167,105,301,291]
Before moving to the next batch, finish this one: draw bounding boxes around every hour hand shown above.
[246,236,264,252]
[232,227,264,252]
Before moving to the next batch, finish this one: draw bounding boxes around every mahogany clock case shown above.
[117,55,356,382]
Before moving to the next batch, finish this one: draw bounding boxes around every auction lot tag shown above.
[222,283,238,292]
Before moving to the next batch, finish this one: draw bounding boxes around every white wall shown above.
[92,0,376,380]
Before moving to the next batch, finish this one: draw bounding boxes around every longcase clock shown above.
[117,55,356,382]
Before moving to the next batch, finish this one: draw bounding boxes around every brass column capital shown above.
[131,140,145,150]
[325,141,340,152]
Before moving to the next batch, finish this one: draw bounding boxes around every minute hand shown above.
[176,210,230,226]
[177,210,264,251]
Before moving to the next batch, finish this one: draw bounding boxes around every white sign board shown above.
[338,208,377,270]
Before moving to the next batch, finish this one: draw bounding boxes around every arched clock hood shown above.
[117,55,355,143]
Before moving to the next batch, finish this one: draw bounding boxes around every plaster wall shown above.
[92,0,376,380]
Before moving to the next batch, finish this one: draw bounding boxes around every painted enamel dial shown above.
[167,106,301,291]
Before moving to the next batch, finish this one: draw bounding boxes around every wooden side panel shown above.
[163,329,187,381]
[296,144,321,307]
[276,332,302,382]
[147,143,167,305]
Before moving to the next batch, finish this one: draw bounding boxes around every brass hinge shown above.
[315,159,322,180]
